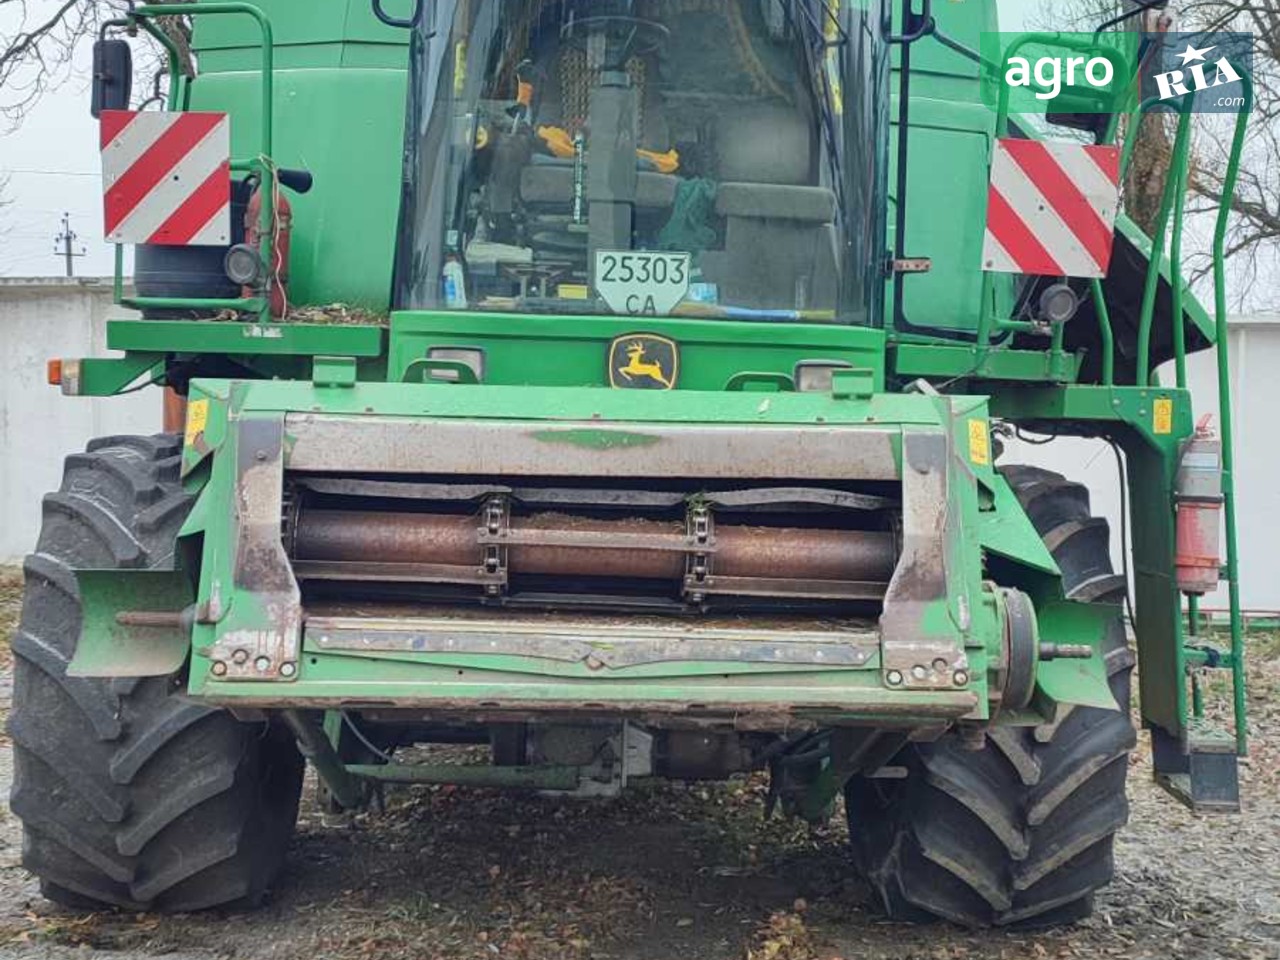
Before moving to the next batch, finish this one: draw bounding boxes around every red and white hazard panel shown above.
[100,110,231,247]
[982,138,1121,279]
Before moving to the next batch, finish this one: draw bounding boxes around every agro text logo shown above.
[1003,51,1114,102]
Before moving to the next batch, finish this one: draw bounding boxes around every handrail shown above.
[123,3,277,323]
[134,3,274,158]
[1211,72,1253,755]
[975,33,1134,356]
[1133,96,1195,385]
[1120,77,1250,752]
[135,18,184,112]
[1089,278,1114,384]
[1168,113,1192,389]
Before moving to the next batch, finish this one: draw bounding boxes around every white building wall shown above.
[0,279,155,560]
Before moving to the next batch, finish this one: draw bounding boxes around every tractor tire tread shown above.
[8,435,304,913]
[847,466,1134,928]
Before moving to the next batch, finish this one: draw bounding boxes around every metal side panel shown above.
[200,413,304,682]
[303,609,880,671]
[878,429,969,690]
[284,415,900,479]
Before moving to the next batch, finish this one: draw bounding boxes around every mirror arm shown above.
[372,0,424,30]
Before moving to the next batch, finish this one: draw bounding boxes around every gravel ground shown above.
[0,566,1277,960]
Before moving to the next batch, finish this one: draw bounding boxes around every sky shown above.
[0,0,1062,282]
[0,30,116,279]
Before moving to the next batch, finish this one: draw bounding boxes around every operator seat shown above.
[699,104,840,312]
[517,39,679,213]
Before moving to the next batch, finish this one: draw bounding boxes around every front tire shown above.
[845,466,1135,928]
[8,435,305,912]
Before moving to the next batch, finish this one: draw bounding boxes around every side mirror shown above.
[92,39,133,118]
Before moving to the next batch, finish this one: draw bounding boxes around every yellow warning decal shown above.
[185,399,209,446]
[968,419,991,466]
[1153,398,1173,435]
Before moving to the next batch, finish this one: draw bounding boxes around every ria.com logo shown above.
[1144,33,1252,111]
[979,32,1253,115]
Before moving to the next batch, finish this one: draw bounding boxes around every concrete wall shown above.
[0,279,1274,611]
[0,279,156,560]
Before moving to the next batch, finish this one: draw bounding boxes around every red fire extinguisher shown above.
[1174,415,1224,595]
[226,168,312,319]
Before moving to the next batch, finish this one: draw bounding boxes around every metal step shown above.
[1152,723,1241,813]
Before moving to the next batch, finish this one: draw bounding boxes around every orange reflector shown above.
[46,359,63,386]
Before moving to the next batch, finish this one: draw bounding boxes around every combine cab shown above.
[12,0,1250,926]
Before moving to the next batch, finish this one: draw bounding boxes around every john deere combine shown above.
[12,0,1251,926]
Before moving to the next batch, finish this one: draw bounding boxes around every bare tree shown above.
[1030,1,1178,236]
[1176,1,1280,301]
[0,0,193,130]
[1033,0,1279,306]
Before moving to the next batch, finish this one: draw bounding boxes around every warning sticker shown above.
[185,399,209,446]
[968,419,991,466]
[1153,398,1173,436]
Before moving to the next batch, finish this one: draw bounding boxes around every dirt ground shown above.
[0,566,1277,960]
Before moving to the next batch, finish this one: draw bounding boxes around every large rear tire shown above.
[8,435,305,912]
[846,466,1135,928]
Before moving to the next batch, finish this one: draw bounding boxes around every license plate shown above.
[594,251,691,317]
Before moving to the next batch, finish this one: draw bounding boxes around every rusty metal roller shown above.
[292,509,897,584]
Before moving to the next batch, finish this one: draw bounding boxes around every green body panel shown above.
[57,0,1252,786]
[109,319,386,357]
[387,312,886,390]
[989,385,1194,738]
[186,0,410,308]
[69,571,195,678]
[891,341,1082,382]
[892,98,1001,333]
[1033,602,1123,713]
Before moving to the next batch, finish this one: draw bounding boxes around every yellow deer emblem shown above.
[617,340,673,389]
[608,334,679,390]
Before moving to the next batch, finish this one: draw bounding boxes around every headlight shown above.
[427,347,486,383]
[793,360,853,393]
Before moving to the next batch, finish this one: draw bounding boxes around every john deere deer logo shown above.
[608,334,679,390]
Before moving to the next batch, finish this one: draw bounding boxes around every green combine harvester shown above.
[11,0,1252,926]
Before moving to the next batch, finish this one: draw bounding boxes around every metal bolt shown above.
[255,449,268,462]
[953,670,970,687]
[210,660,228,677]
[231,648,249,665]
[911,664,928,680]
[932,658,948,672]
[254,655,272,673]
[886,670,904,687]
[279,661,297,678]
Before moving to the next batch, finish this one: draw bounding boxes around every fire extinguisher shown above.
[223,168,313,319]
[1174,415,1224,595]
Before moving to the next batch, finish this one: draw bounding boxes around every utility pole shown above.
[53,213,87,278]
